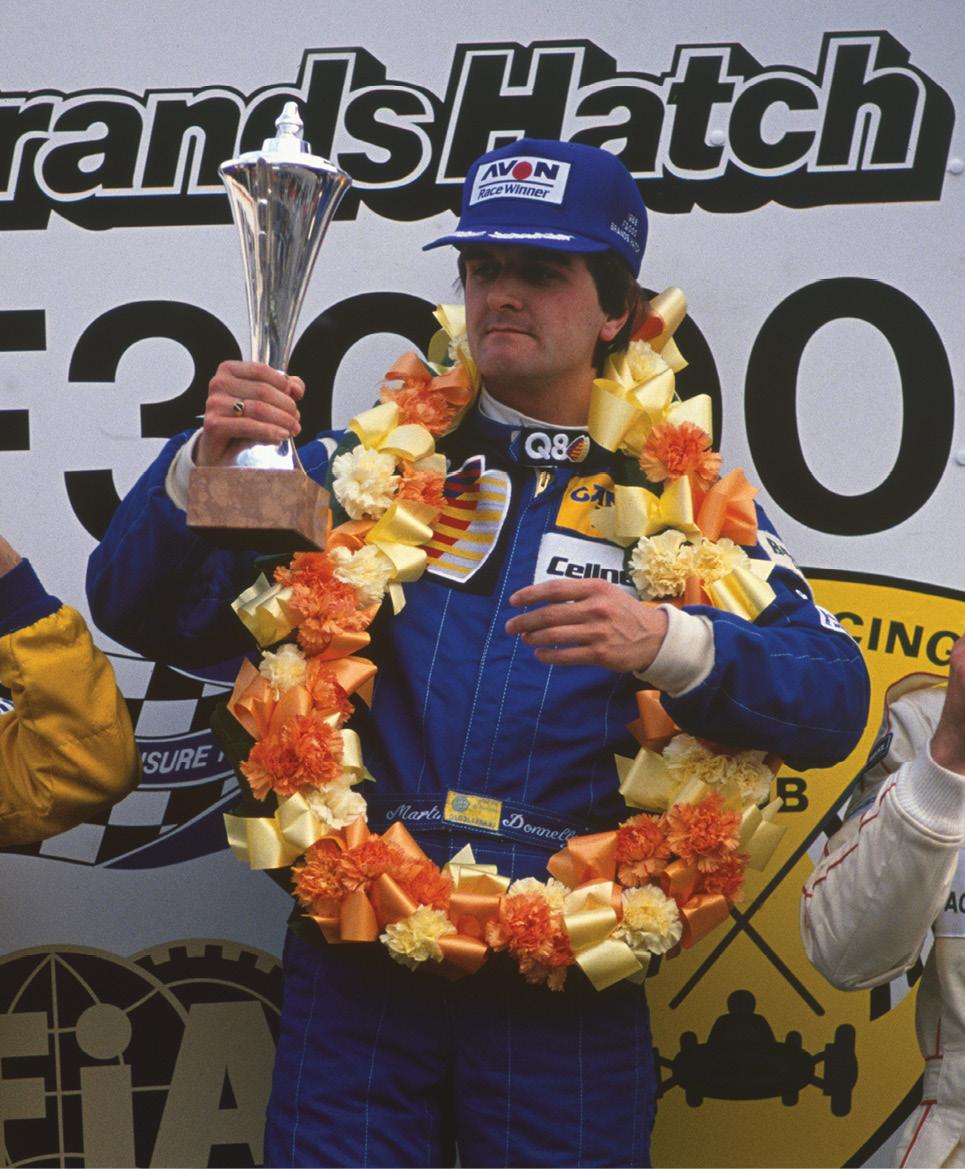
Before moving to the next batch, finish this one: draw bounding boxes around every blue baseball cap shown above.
[424,137,647,275]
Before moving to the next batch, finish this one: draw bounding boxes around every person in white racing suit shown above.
[801,636,965,1168]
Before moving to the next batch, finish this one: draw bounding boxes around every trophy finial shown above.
[261,101,310,158]
[274,102,304,145]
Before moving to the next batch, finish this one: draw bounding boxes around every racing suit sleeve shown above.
[658,510,870,769]
[800,682,964,989]
[0,559,141,845]
[86,430,334,668]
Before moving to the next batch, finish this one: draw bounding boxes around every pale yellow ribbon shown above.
[562,883,645,990]
[232,575,296,648]
[739,797,786,871]
[349,402,435,464]
[704,563,777,622]
[591,477,700,546]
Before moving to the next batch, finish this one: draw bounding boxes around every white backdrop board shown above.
[0,2,961,1165]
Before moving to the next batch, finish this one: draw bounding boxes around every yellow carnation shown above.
[629,530,693,600]
[332,445,400,520]
[258,643,308,698]
[305,783,369,832]
[616,885,683,955]
[381,905,456,969]
[690,536,748,586]
[330,544,395,607]
[663,734,773,806]
[506,876,570,913]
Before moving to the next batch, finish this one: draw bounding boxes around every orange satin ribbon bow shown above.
[694,467,760,546]
[383,352,475,417]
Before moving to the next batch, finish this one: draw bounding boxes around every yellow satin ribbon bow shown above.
[428,304,481,400]
[563,882,645,991]
[588,287,692,456]
[740,797,786,871]
[232,575,296,647]
[591,477,700,546]
[223,789,335,872]
[349,401,437,464]
[704,563,777,622]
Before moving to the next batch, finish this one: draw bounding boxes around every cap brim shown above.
[422,227,610,254]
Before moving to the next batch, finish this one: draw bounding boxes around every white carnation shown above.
[615,885,683,954]
[330,544,395,607]
[258,643,308,697]
[304,783,369,832]
[332,445,400,520]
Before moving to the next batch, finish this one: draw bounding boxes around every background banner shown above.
[0,2,961,1164]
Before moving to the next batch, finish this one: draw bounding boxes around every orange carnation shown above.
[665,793,741,873]
[241,712,344,801]
[699,851,748,903]
[638,421,722,488]
[275,551,336,593]
[304,658,354,722]
[615,813,672,885]
[380,384,460,434]
[485,891,573,991]
[338,838,410,895]
[398,857,453,912]
[293,838,345,915]
[396,461,446,510]
[379,361,472,436]
[275,553,374,655]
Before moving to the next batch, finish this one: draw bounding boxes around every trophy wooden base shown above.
[187,465,330,552]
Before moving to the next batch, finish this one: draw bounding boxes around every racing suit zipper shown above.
[533,468,553,497]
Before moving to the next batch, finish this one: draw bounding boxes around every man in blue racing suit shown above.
[87,137,870,1167]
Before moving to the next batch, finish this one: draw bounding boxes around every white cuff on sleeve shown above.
[895,743,965,840]
[164,430,203,512]
[634,604,715,697]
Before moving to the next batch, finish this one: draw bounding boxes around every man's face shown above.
[461,245,626,413]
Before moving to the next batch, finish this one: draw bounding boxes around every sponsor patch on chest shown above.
[554,473,616,538]
[534,532,636,593]
[758,530,811,591]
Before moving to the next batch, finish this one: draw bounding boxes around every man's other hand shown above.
[506,579,668,674]
[931,636,965,777]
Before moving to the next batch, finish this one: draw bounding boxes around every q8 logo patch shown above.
[519,427,590,465]
[648,571,954,1169]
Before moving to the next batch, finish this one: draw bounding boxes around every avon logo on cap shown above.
[470,157,571,205]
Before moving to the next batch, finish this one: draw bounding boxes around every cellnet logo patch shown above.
[534,532,636,593]
[469,157,571,204]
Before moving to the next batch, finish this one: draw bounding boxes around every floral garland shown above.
[219,291,788,992]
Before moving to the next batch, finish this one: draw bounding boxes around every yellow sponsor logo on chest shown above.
[555,474,616,538]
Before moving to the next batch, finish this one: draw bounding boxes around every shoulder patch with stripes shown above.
[424,456,512,584]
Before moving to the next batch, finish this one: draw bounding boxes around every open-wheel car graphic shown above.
[654,989,858,1115]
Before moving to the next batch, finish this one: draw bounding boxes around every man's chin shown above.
[474,334,539,375]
